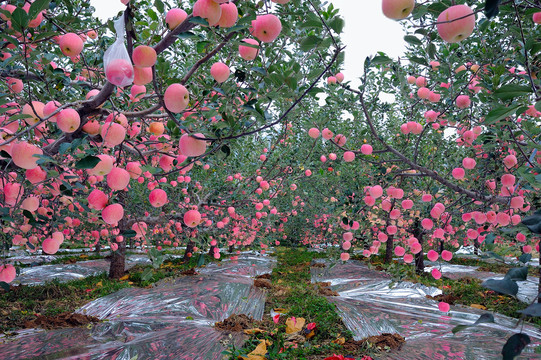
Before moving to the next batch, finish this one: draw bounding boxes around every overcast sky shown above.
[89,0,406,87]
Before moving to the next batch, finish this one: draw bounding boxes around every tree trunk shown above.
[474,238,480,256]
[208,245,216,256]
[228,244,234,253]
[384,235,394,264]
[184,240,195,261]
[94,241,101,255]
[439,240,444,254]
[108,239,126,279]
[413,222,425,274]
[108,193,127,279]
[538,256,541,303]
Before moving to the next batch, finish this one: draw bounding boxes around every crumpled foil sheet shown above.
[312,259,541,359]
[424,262,540,303]
[10,255,155,286]
[1,254,275,360]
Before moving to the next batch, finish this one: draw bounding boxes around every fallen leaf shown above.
[470,304,487,310]
[243,328,266,335]
[286,317,305,334]
[241,339,271,360]
[95,281,103,288]
[119,274,130,281]
[332,337,346,345]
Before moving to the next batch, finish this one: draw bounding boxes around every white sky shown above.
[89,0,406,87]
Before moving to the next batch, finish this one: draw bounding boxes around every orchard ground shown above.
[2,0,541,359]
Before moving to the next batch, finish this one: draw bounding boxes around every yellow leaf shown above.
[273,308,287,313]
[332,337,345,345]
[470,304,487,310]
[240,339,271,360]
[286,317,305,334]
[95,281,103,288]
[243,328,266,335]
[119,274,130,281]
[277,279,283,284]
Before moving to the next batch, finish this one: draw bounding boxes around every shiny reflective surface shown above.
[0,254,275,360]
[311,259,541,359]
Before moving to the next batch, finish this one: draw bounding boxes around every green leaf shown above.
[328,17,344,34]
[452,313,495,334]
[522,210,541,234]
[493,84,532,100]
[176,31,200,40]
[485,0,502,19]
[122,230,137,238]
[146,8,158,21]
[0,281,9,292]
[482,278,518,296]
[484,233,496,245]
[408,56,428,66]
[251,67,267,76]
[427,43,436,59]
[518,303,541,317]
[154,0,164,13]
[141,267,154,282]
[227,24,249,34]
[502,333,530,360]
[74,155,100,169]
[484,105,520,124]
[23,210,35,221]
[11,8,29,32]
[518,253,532,264]
[189,16,209,26]
[197,253,205,267]
[59,0,73,13]
[285,77,297,90]
[0,150,11,159]
[535,100,541,112]
[504,267,528,281]
[404,35,423,46]
[28,0,50,20]
[196,41,211,53]
[221,144,231,158]
[300,35,321,52]
[371,55,392,65]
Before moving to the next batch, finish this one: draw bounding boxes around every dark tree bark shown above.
[409,219,425,274]
[474,238,480,256]
[109,192,127,279]
[538,256,541,304]
[384,235,394,264]
[208,245,216,257]
[108,239,126,279]
[183,240,195,261]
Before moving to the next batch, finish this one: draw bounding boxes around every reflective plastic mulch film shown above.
[311,259,541,360]
[10,255,155,286]
[0,254,275,360]
[423,261,540,304]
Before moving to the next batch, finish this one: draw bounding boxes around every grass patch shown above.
[0,254,213,334]
[224,248,378,360]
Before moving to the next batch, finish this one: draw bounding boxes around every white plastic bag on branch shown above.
[104,16,134,88]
